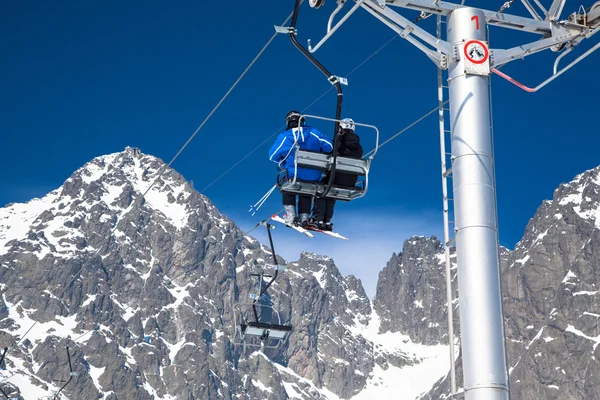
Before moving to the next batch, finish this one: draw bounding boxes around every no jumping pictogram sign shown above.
[464,40,489,64]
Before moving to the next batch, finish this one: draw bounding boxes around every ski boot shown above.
[283,205,296,225]
[298,213,310,227]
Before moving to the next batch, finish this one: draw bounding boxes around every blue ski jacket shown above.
[269,126,333,182]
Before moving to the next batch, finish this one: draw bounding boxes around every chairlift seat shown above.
[279,180,365,201]
[279,149,370,201]
[241,321,292,340]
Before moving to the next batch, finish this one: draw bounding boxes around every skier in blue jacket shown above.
[269,110,333,225]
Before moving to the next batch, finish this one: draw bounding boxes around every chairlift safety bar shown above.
[302,114,380,159]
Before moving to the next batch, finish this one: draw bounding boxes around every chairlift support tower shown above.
[296,0,600,399]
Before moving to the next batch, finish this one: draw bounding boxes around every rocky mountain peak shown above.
[372,235,456,346]
[1,147,456,400]
[5,148,599,399]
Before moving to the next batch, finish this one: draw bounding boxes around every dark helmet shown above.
[286,110,305,128]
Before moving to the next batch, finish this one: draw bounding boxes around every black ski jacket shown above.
[327,131,363,188]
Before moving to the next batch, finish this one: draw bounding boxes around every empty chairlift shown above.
[233,223,292,348]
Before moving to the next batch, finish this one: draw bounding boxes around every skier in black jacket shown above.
[310,118,363,231]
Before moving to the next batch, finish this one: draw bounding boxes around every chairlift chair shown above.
[277,114,379,201]
[233,292,292,349]
[232,223,292,349]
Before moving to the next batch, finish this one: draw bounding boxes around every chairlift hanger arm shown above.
[0,348,6,368]
[289,0,342,198]
[0,348,8,400]
[257,224,279,300]
[53,347,74,400]
[251,223,280,320]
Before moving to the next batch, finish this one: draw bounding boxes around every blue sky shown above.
[2,1,599,297]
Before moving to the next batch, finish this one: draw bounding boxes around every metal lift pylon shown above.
[299,1,600,399]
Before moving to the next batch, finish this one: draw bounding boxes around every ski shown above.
[270,214,314,238]
[305,226,348,240]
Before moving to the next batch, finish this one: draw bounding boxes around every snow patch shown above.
[313,265,327,289]
[89,364,106,392]
[565,324,600,350]
[251,379,273,393]
[348,311,453,400]
[573,290,598,296]
[562,270,577,285]
[81,294,98,308]
[0,191,60,255]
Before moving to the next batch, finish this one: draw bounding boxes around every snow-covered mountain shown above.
[0,148,452,399]
[2,147,600,400]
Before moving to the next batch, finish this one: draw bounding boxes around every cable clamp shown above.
[274,25,297,35]
[328,75,348,85]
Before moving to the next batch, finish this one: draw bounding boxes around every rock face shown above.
[0,147,436,400]
[2,147,600,400]
[373,236,458,346]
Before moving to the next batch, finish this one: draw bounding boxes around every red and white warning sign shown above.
[462,39,490,75]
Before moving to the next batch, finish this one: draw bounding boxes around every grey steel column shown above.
[447,7,510,400]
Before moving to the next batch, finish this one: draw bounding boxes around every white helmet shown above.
[340,118,355,132]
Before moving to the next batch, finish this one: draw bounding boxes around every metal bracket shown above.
[329,75,348,85]
[399,25,414,38]
[440,54,448,69]
[274,25,297,35]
